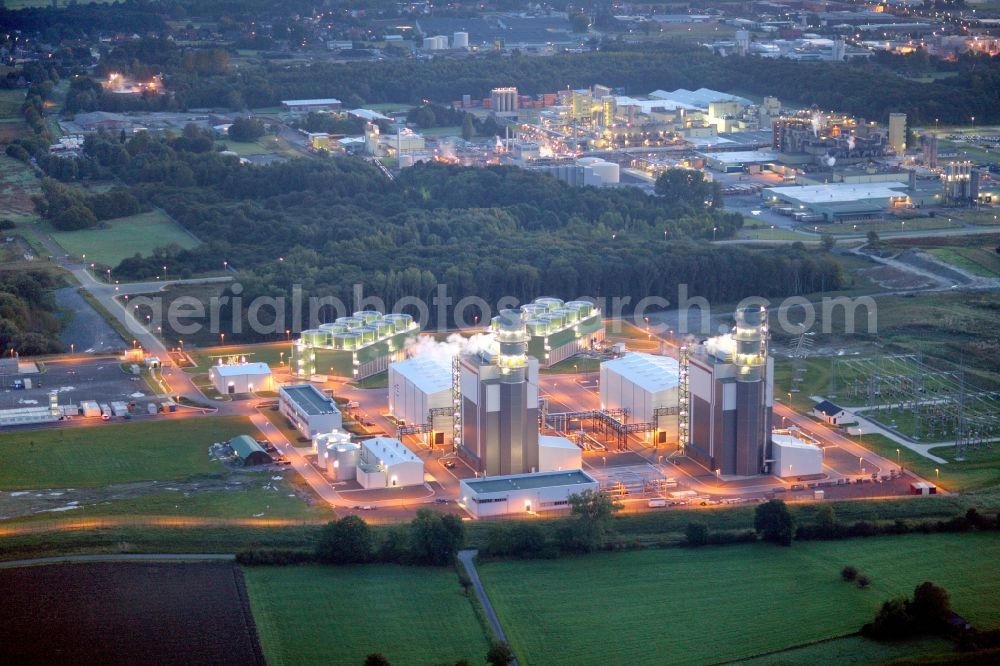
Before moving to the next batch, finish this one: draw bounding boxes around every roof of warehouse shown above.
[601,352,680,394]
[280,384,340,416]
[362,436,421,466]
[282,98,341,106]
[649,88,751,109]
[464,469,596,494]
[700,150,780,165]
[212,362,271,377]
[765,181,909,204]
[391,355,453,395]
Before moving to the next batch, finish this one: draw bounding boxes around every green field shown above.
[738,226,816,242]
[740,634,954,665]
[818,217,961,236]
[951,211,1000,227]
[48,210,200,266]
[217,139,278,156]
[189,341,291,371]
[927,247,1000,277]
[0,416,258,489]
[244,565,491,666]
[853,432,1000,493]
[541,356,601,374]
[478,533,1000,665]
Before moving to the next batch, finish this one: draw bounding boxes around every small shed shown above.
[812,400,853,425]
[229,435,272,466]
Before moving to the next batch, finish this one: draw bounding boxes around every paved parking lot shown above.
[0,357,158,413]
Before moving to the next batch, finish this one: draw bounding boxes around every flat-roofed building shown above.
[356,436,424,489]
[459,469,598,519]
[281,98,342,113]
[600,352,679,445]
[771,431,823,478]
[279,384,342,439]
[209,362,273,395]
[538,435,582,472]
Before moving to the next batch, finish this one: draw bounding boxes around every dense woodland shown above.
[25,129,843,336]
[0,271,64,357]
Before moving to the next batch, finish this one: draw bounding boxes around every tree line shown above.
[0,269,64,357]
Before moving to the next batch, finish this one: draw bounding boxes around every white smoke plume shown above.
[811,112,822,137]
[404,332,496,364]
[847,135,856,151]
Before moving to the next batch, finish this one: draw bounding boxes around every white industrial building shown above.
[279,384,343,439]
[459,469,598,519]
[538,435,582,472]
[389,355,453,444]
[209,362,273,395]
[357,436,424,489]
[770,430,824,478]
[600,352,679,444]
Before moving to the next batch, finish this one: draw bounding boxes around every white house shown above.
[811,400,854,426]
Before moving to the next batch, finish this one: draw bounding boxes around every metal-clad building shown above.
[388,355,453,438]
[600,352,679,444]
[229,435,272,466]
[459,469,598,519]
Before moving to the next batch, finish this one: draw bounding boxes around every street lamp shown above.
[935,468,940,480]
[896,448,901,467]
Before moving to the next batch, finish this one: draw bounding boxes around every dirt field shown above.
[0,561,265,665]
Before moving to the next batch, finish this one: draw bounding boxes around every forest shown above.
[0,271,65,357]
[27,129,843,337]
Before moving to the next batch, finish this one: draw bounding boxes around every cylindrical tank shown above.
[525,318,547,337]
[318,323,346,334]
[353,310,381,324]
[520,303,546,318]
[328,442,360,481]
[576,156,602,166]
[300,329,324,346]
[554,306,578,324]
[383,313,413,331]
[453,31,469,49]
[534,297,564,312]
[357,326,377,344]
[589,160,620,184]
[495,309,529,381]
[339,316,365,330]
[566,300,594,317]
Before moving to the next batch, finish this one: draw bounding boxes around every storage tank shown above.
[534,297,564,311]
[453,31,469,49]
[353,310,381,324]
[328,442,361,481]
[576,156,602,166]
[383,313,413,331]
[589,160,620,185]
[338,316,365,329]
[520,303,546,318]
[399,154,414,168]
[301,329,325,346]
[566,300,594,317]
[546,311,566,329]
[314,431,352,469]
[525,318,548,337]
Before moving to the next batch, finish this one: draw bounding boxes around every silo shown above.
[329,442,361,481]
[331,332,352,350]
[546,311,566,330]
[338,331,362,350]
[520,303,546,318]
[319,323,346,334]
[453,31,469,49]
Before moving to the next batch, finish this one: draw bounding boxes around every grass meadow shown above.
[244,565,491,666]
[477,532,1000,665]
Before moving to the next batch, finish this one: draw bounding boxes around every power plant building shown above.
[686,306,773,477]
[459,469,598,519]
[459,310,540,476]
[357,436,424,489]
[770,430,823,478]
[290,311,419,380]
[520,297,603,367]
[388,355,453,446]
[209,361,273,395]
[600,352,679,445]
[279,384,343,439]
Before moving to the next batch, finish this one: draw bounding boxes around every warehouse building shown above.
[600,352,679,445]
[228,435,273,466]
[357,436,424,489]
[290,311,419,380]
[459,469,598,519]
[763,181,911,223]
[279,384,342,439]
[770,430,823,478]
[209,362,273,395]
[281,98,342,113]
[538,435,582,472]
[686,306,774,477]
[388,355,453,445]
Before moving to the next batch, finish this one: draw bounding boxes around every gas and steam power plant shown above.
[458,309,541,476]
[290,311,419,380]
[685,306,774,477]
